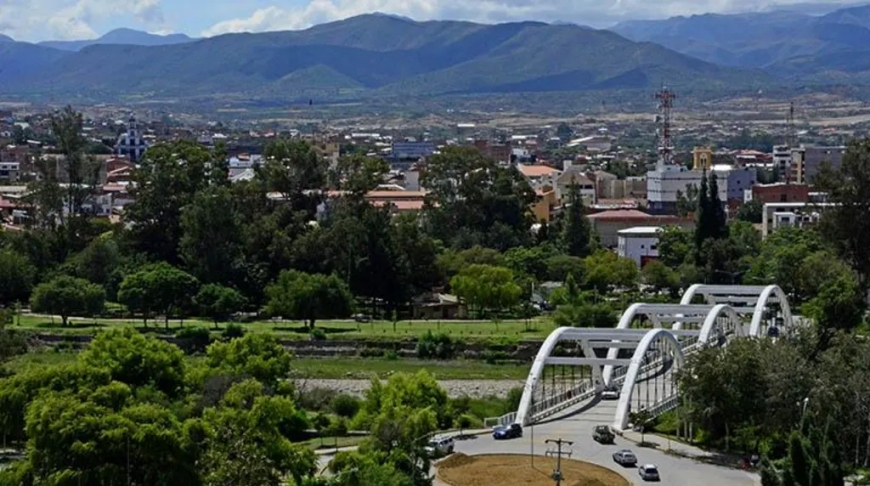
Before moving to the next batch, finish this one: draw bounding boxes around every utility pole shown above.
[545,438,574,486]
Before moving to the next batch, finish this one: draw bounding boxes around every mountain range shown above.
[4,5,870,104]
[0,15,768,102]
[38,28,193,52]
[610,4,870,81]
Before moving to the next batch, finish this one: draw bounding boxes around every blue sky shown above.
[0,0,861,42]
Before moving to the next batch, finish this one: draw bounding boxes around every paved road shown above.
[446,365,759,486]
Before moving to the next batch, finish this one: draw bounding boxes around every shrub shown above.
[221,323,245,340]
[416,331,455,360]
[310,327,327,341]
[359,347,384,358]
[457,413,482,429]
[506,387,523,413]
[325,416,349,436]
[330,394,361,419]
[175,326,211,340]
[296,386,339,412]
[384,349,399,361]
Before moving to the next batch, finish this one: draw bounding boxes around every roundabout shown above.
[436,453,629,486]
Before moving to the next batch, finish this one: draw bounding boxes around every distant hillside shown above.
[0,34,14,43]
[610,4,870,81]
[39,28,193,51]
[0,42,70,82]
[0,15,770,102]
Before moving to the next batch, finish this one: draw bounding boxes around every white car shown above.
[424,437,455,457]
[612,449,637,466]
[639,464,660,481]
[602,387,620,400]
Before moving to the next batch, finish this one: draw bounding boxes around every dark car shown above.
[492,423,523,440]
[593,425,615,444]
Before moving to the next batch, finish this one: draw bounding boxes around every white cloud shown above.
[0,0,166,41]
[201,0,858,37]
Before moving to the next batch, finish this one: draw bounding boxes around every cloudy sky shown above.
[0,0,862,42]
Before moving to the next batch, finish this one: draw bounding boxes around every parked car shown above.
[612,449,638,466]
[492,423,523,440]
[352,313,372,323]
[601,386,620,400]
[424,437,455,457]
[638,464,660,481]
[593,425,615,444]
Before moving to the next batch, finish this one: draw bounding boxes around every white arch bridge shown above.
[486,285,796,432]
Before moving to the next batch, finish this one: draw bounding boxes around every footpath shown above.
[619,429,762,484]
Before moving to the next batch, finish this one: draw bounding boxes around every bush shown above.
[359,347,384,358]
[416,331,455,360]
[175,326,211,340]
[331,394,361,419]
[310,328,327,341]
[325,416,349,436]
[483,350,511,364]
[457,413,482,429]
[221,323,245,340]
[506,387,523,412]
[384,349,399,361]
[296,386,339,412]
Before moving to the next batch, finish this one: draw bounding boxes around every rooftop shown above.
[518,164,559,178]
[618,226,663,236]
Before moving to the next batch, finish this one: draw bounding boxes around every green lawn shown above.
[13,314,555,342]
[4,351,530,381]
[302,435,367,451]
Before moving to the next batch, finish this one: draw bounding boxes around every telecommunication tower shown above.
[655,86,676,169]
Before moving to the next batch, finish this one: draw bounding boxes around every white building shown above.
[115,115,148,163]
[646,165,701,214]
[617,226,662,268]
[772,145,792,180]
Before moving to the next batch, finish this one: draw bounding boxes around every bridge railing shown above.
[485,334,707,427]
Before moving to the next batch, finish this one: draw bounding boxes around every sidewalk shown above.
[619,429,750,470]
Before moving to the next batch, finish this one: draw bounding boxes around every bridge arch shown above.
[698,304,744,344]
[680,284,792,338]
[612,328,685,431]
[515,326,575,427]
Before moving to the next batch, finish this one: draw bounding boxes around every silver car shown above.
[612,449,637,466]
[639,464,660,481]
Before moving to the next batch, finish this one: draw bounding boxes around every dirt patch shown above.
[437,453,629,486]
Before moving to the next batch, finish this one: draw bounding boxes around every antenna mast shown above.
[786,101,796,147]
[655,85,676,169]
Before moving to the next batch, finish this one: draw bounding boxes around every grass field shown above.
[12,314,555,342]
[4,351,531,381]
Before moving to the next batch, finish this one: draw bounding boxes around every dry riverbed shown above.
[295,379,525,398]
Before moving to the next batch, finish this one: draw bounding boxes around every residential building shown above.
[617,227,662,268]
[555,162,595,204]
[761,202,835,238]
[772,145,793,181]
[531,186,558,223]
[517,164,560,189]
[0,162,20,182]
[391,141,435,161]
[749,183,810,204]
[600,177,646,200]
[792,145,845,184]
[587,209,694,247]
[713,165,757,202]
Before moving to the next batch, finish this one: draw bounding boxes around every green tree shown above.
[561,179,592,258]
[200,380,315,486]
[30,276,105,326]
[180,186,243,286]
[64,236,122,291]
[642,260,680,296]
[736,199,763,224]
[206,333,292,387]
[449,264,522,318]
[583,250,638,293]
[803,272,865,350]
[80,328,186,397]
[265,270,353,329]
[197,284,246,328]
[125,141,222,263]
[117,262,200,328]
[0,249,35,306]
[815,139,870,286]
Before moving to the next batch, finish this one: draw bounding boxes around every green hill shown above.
[0,14,771,102]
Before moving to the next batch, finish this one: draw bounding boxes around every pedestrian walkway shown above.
[620,429,760,483]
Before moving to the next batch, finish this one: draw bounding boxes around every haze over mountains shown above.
[2,5,870,104]
[611,4,870,82]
